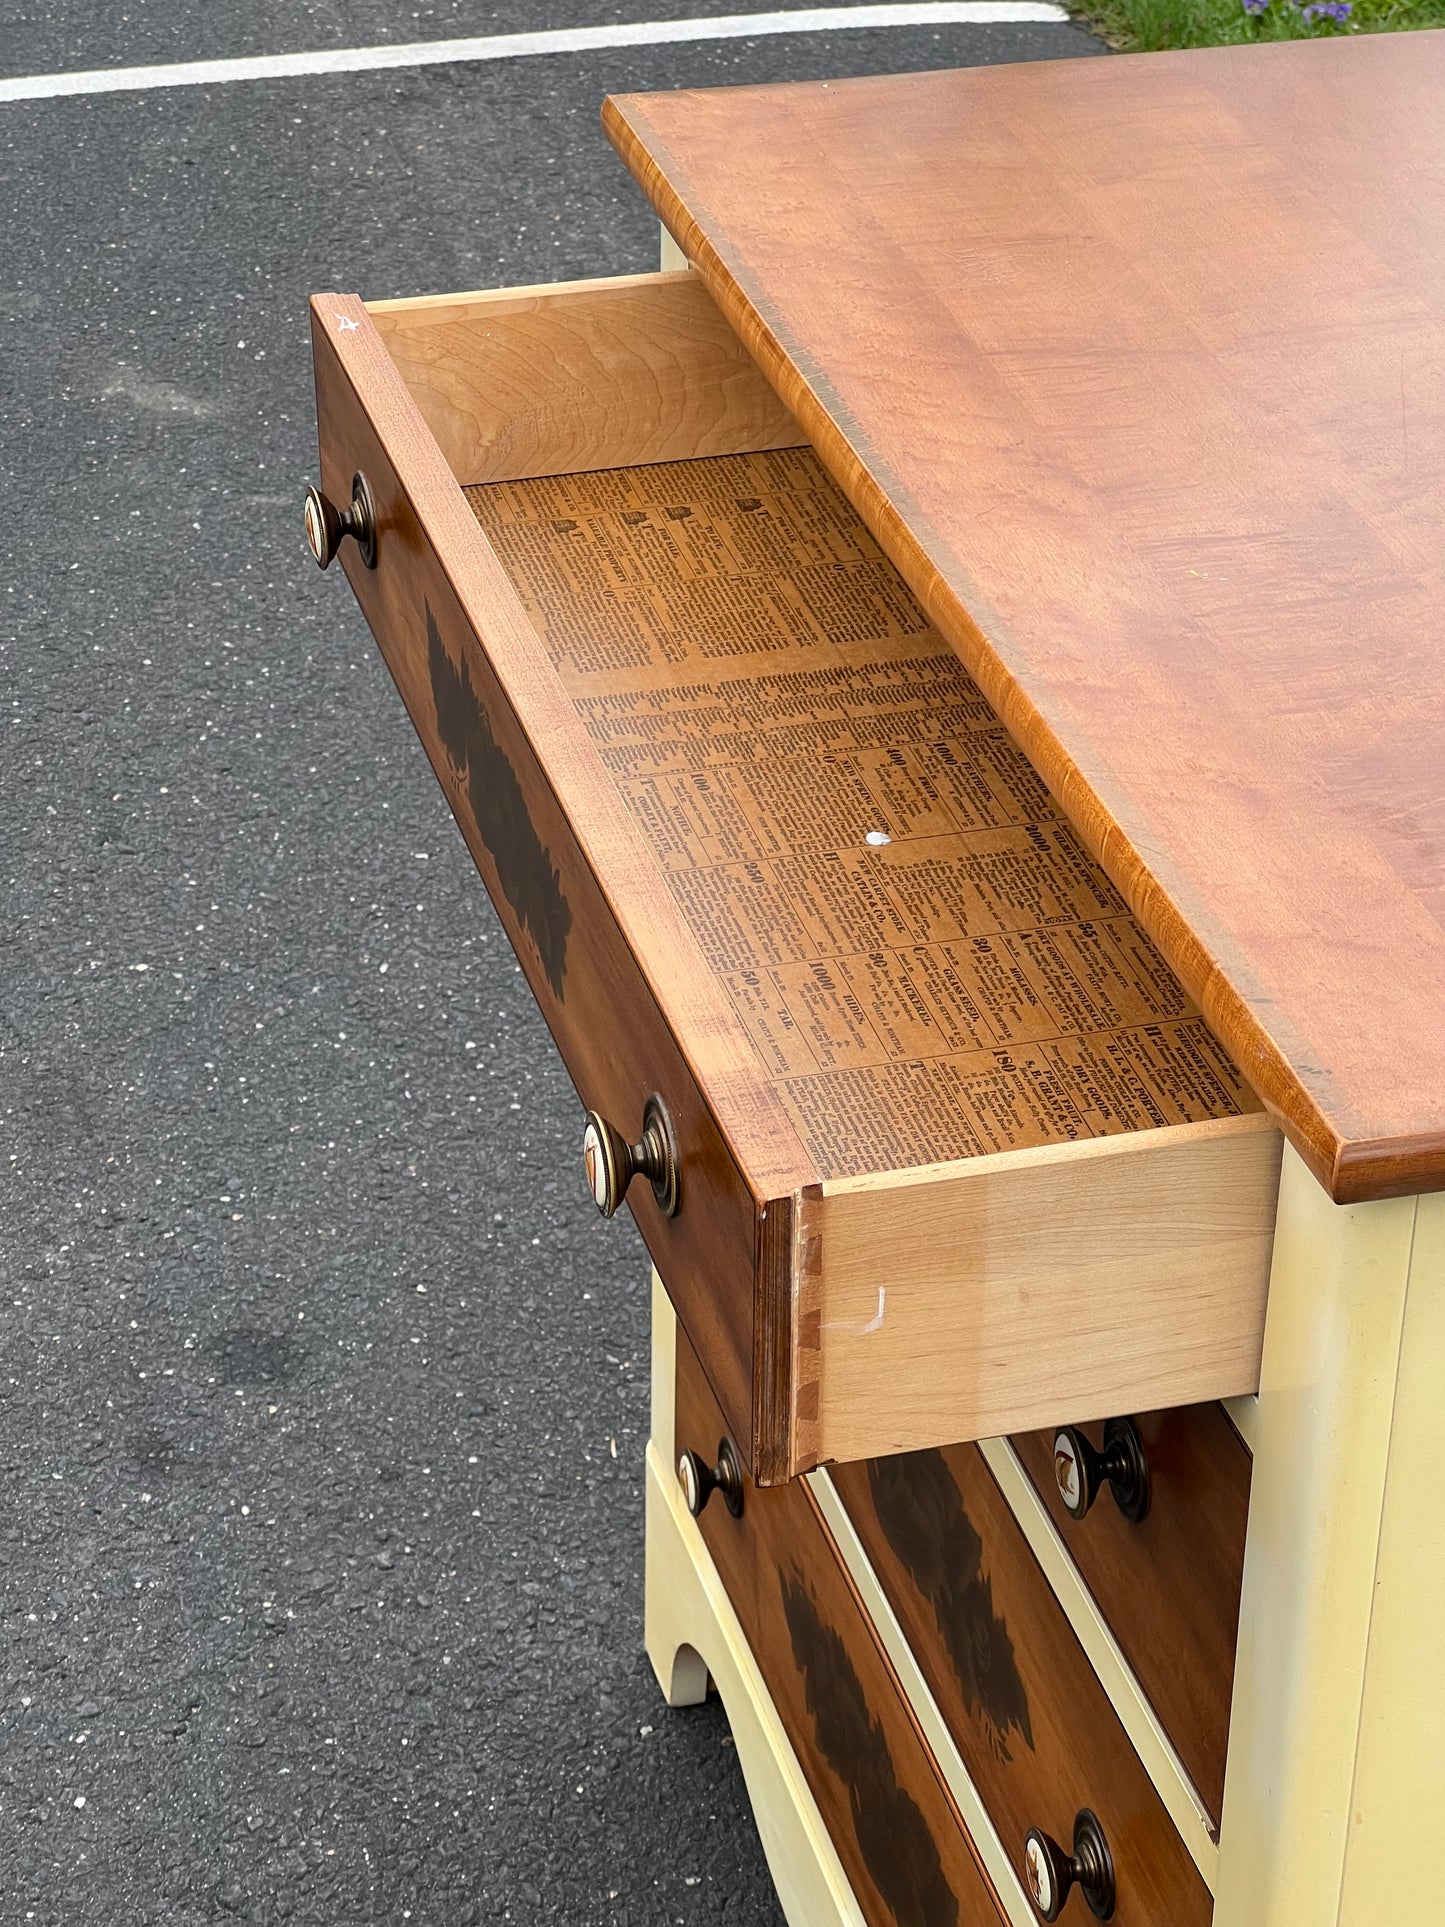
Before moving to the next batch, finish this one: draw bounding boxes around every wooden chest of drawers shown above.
[307,31,1445,1927]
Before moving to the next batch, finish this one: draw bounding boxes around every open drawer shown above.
[308,269,1283,1485]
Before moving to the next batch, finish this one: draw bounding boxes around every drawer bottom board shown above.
[466,448,1259,1182]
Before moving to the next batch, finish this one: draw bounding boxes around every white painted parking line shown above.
[0,4,1071,103]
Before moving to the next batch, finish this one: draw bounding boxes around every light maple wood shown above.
[797,1113,1282,1469]
[368,270,803,485]
[603,35,1445,1204]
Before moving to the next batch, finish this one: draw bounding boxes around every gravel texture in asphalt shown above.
[1,7,1101,1922]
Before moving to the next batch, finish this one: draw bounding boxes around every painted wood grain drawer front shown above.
[309,268,1283,1484]
[829,1447,1214,1927]
[1009,1406,1250,1829]
[674,1323,1007,1927]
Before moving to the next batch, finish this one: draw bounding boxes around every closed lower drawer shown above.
[828,1445,1214,1927]
[674,1318,1007,1927]
[1007,1405,1250,1828]
[309,266,1283,1483]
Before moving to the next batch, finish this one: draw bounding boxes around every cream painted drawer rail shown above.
[307,268,1283,1483]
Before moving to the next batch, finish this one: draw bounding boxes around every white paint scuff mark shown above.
[0,6,1072,105]
[823,1285,886,1334]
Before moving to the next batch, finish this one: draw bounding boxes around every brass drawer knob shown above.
[678,1436,744,1519]
[1024,1810,1115,1921]
[582,1093,679,1219]
[304,470,377,570]
[1052,1417,1150,1524]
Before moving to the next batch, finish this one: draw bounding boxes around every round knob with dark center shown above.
[678,1436,745,1519]
[304,471,377,570]
[1023,1810,1115,1921]
[582,1094,679,1219]
[1052,1417,1150,1524]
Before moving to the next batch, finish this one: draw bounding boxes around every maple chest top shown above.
[604,32,1445,1203]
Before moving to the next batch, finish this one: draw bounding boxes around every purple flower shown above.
[1241,0,1269,14]
[1303,0,1352,16]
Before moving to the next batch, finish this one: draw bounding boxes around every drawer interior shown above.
[323,270,1282,1475]
[462,444,1258,1179]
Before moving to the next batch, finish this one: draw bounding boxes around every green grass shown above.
[1077,0,1445,53]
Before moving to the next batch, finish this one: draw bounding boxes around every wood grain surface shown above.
[675,1329,1007,1927]
[830,1445,1214,1927]
[604,34,1445,1203]
[465,446,1281,1465]
[1011,1405,1251,1828]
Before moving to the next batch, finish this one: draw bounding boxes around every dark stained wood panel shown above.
[830,1446,1213,1927]
[604,34,1445,1203]
[311,295,805,1472]
[675,1329,1007,1927]
[1011,1405,1251,1826]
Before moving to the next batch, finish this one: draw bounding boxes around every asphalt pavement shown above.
[0,6,1102,1921]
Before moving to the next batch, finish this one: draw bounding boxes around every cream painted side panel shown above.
[1336,1191,1445,1923]
[1220,1394,1258,1452]
[1213,1146,1418,1927]
[650,1266,678,1476]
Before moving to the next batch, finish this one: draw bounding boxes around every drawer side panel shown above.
[808,1113,1282,1464]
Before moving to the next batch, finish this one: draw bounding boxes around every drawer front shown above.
[830,1448,1213,1927]
[676,1328,1007,1927]
[311,292,811,1468]
[1010,1406,1249,1825]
